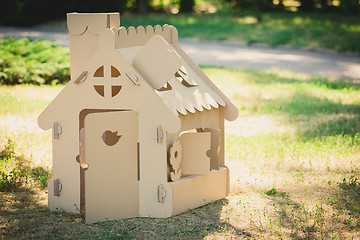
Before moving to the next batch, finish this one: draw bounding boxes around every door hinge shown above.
[53,122,62,139]
[157,125,163,144]
[157,184,166,202]
[74,71,88,84]
[54,178,62,196]
[126,72,140,86]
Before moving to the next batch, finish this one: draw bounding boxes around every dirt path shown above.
[0,26,359,81]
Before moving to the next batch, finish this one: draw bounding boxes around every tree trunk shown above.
[299,0,314,11]
[137,0,149,14]
[179,0,195,12]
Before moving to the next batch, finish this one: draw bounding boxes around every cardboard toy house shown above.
[38,12,238,224]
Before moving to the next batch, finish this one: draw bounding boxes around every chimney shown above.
[67,13,120,79]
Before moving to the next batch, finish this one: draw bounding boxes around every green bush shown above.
[0,36,70,85]
[0,164,29,192]
[0,139,16,159]
[0,138,52,191]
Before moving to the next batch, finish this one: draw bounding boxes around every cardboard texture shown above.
[204,128,220,170]
[171,167,229,216]
[133,35,182,89]
[179,132,211,176]
[38,12,238,223]
[85,111,138,223]
[169,140,182,181]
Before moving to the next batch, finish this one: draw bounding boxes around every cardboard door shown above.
[84,111,138,223]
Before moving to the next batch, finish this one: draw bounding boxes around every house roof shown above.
[117,44,226,116]
[114,25,238,121]
[39,17,238,130]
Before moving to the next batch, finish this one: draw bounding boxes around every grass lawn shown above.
[50,12,360,54]
[1,67,359,239]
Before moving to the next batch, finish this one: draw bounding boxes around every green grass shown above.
[1,67,360,239]
[119,12,360,53]
[0,85,63,115]
[48,12,360,53]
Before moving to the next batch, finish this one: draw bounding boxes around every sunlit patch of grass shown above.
[0,85,62,115]
[226,132,359,172]
[235,16,259,25]
[0,85,59,169]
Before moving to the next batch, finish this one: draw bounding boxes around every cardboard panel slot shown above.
[111,86,122,97]
[111,66,121,77]
[94,85,105,97]
[94,66,104,77]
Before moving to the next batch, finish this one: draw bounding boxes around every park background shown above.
[0,0,360,239]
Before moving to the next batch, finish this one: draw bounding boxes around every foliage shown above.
[0,36,70,85]
[31,167,52,189]
[0,11,358,86]
[1,0,359,27]
[0,164,29,192]
[224,0,284,12]
[338,176,360,191]
[179,0,196,12]
[264,187,278,195]
[339,0,360,13]
[0,139,30,191]
[297,0,360,12]
[121,12,360,54]
[0,138,52,192]
[299,0,315,11]
[221,0,359,13]
[0,139,16,159]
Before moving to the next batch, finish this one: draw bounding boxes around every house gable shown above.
[38,28,181,133]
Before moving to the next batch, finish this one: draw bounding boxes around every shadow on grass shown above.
[300,114,360,139]
[229,81,360,119]
[231,80,360,139]
[0,140,250,239]
[266,183,360,239]
[201,65,360,90]
[333,177,360,225]
[0,192,250,239]
[91,199,252,239]
[280,93,360,116]
[0,154,52,192]
[246,90,360,118]
[0,189,88,239]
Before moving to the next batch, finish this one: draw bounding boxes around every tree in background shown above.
[179,0,195,12]
[319,0,330,11]
[0,0,359,26]
[224,0,283,12]
[299,0,315,11]
[136,0,150,13]
[340,0,360,13]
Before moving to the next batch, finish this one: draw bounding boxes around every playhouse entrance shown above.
[83,111,139,223]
